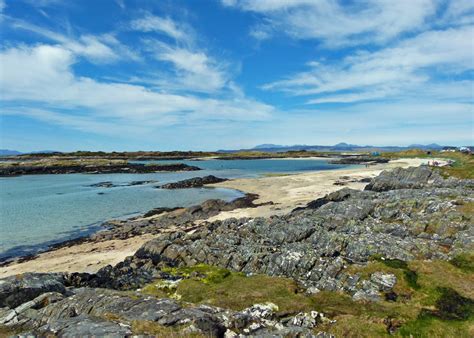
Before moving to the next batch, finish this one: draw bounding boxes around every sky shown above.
[0,0,473,151]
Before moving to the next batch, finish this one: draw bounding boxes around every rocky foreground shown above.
[0,166,473,337]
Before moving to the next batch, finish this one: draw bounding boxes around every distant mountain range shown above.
[219,143,445,153]
[0,149,59,156]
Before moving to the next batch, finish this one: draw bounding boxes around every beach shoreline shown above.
[0,157,446,278]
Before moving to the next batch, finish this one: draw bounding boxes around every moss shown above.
[450,253,474,273]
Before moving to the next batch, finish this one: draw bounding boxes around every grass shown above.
[142,264,317,314]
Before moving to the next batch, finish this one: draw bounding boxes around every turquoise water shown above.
[0,159,348,260]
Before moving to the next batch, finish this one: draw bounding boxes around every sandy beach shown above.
[0,158,443,278]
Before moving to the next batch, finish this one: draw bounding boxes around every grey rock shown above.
[370,272,397,291]
[0,273,67,308]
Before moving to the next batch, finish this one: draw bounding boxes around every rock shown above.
[288,311,322,328]
[143,207,181,218]
[370,272,397,291]
[90,181,115,188]
[240,302,278,320]
[364,166,472,191]
[0,286,332,337]
[352,289,381,302]
[37,315,133,336]
[0,292,64,325]
[293,187,354,211]
[0,273,67,308]
[160,175,228,189]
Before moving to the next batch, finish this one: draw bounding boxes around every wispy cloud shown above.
[222,0,438,47]
[130,13,193,44]
[143,40,229,93]
[263,25,474,104]
[6,17,140,63]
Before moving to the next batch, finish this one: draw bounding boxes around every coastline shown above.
[0,157,445,278]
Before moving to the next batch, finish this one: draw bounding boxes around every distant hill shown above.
[0,149,61,156]
[218,143,444,153]
[0,149,22,156]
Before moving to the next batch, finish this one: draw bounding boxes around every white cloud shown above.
[223,0,438,46]
[144,40,229,92]
[131,14,192,43]
[0,44,273,135]
[7,18,139,63]
[263,26,474,104]
[441,0,474,26]
[0,0,6,14]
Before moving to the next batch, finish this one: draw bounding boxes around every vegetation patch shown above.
[397,287,474,337]
[162,264,233,284]
[139,261,474,336]
[450,252,474,273]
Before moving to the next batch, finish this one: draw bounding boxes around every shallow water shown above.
[0,159,348,259]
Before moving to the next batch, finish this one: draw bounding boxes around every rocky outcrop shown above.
[364,165,473,191]
[75,167,472,295]
[90,193,261,242]
[160,175,228,189]
[0,285,333,337]
[0,163,200,177]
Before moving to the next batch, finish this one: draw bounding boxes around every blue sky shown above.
[0,0,473,151]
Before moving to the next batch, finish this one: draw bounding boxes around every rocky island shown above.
[1,159,473,337]
[0,159,200,177]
